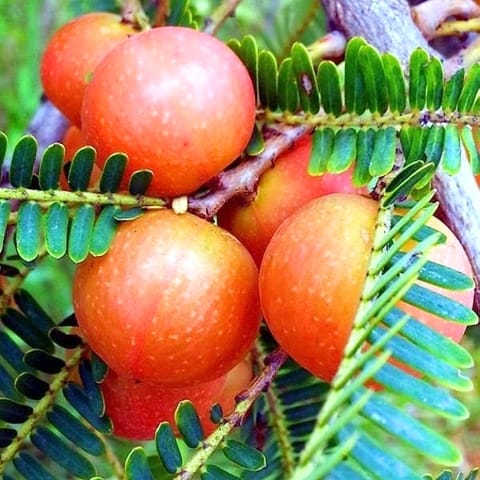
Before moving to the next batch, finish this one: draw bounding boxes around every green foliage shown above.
[230,35,480,186]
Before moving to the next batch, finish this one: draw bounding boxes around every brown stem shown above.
[321,0,480,314]
[187,124,313,218]
[202,0,244,35]
[153,0,170,27]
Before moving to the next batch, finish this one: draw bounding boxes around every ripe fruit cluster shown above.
[42,13,475,441]
[41,13,256,197]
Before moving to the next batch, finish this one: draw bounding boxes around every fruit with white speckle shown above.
[81,26,256,197]
[41,12,137,127]
[73,209,261,386]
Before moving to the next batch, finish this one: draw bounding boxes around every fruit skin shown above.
[73,209,261,386]
[218,135,366,265]
[259,193,474,383]
[81,26,256,198]
[41,12,137,127]
[101,357,253,441]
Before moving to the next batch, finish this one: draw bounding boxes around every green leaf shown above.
[99,153,128,193]
[372,358,468,420]
[357,391,462,465]
[278,58,299,113]
[402,283,477,325]
[442,69,464,112]
[202,465,240,480]
[223,439,266,471]
[10,135,37,188]
[0,201,11,253]
[175,401,204,448]
[409,48,429,110]
[402,127,428,164]
[156,423,182,474]
[0,132,7,168]
[78,360,105,416]
[258,49,278,110]
[16,201,42,261]
[338,426,423,479]
[424,126,445,167]
[47,405,105,456]
[359,45,388,114]
[67,146,96,191]
[240,35,259,89]
[0,398,32,423]
[317,61,342,116]
[2,308,54,353]
[63,383,112,433]
[128,170,153,196]
[0,428,16,448]
[391,253,474,291]
[383,308,473,369]
[327,129,356,173]
[458,63,480,112]
[369,127,396,177]
[0,329,32,373]
[441,125,462,174]
[383,161,435,207]
[15,373,49,400]
[31,426,96,479]
[382,53,406,113]
[167,0,189,26]
[425,57,444,110]
[14,289,55,331]
[90,352,108,383]
[24,349,65,374]
[308,128,334,175]
[125,447,154,480]
[114,207,144,221]
[13,452,56,480]
[245,123,265,156]
[45,202,69,259]
[89,205,119,257]
[39,143,64,190]
[370,325,471,391]
[344,37,367,114]
[291,42,320,113]
[461,126,479,174]
[68,204,95,263]
[353,129,375,186]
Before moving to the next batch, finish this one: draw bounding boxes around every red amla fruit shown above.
[81,26,256,198]
[73,209,261,386]
[259,193,474,383]
[102,357,253,441]
[218,135,366,265]
[41,12,138,127]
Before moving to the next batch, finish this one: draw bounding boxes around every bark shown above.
[322,0,480,312]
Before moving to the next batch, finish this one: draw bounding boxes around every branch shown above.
[187,124,313,218]
[321,0,480,313]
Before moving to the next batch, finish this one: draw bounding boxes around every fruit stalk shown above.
[187,123,313,218]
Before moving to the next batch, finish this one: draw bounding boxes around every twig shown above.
[411,0,480,40]
[187,124,313,218]
[203,0,244,36]
[175,348,288,480]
